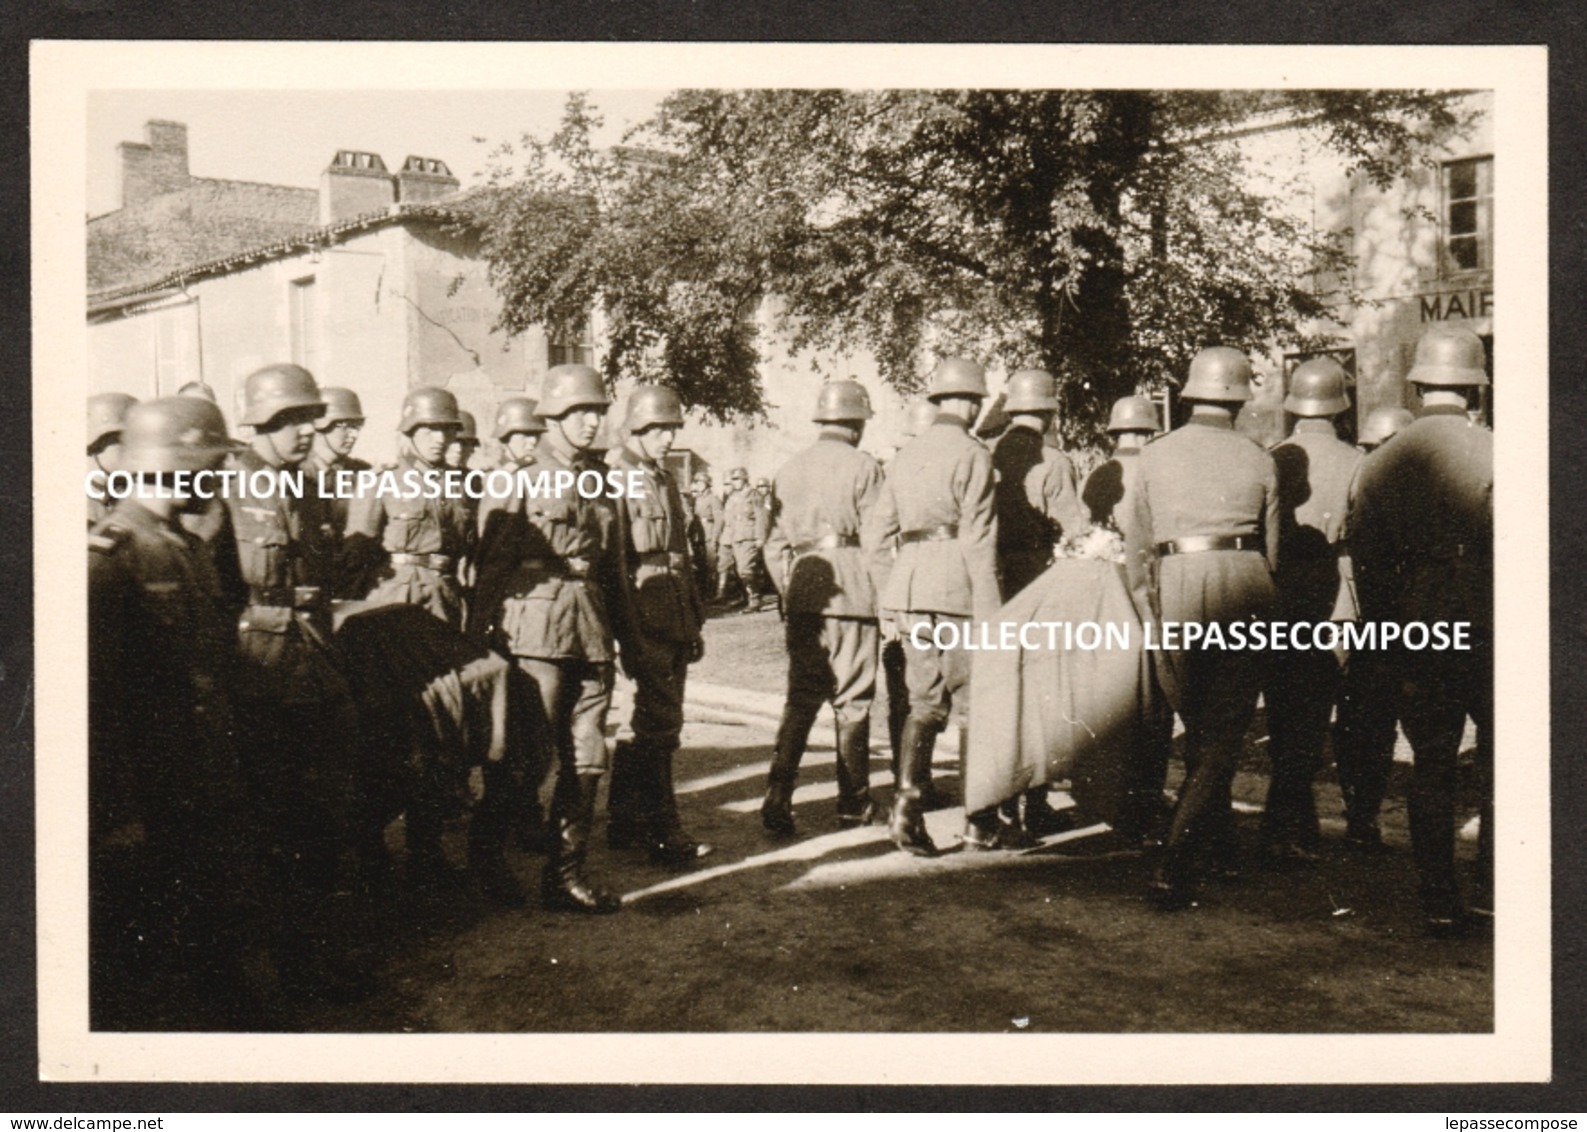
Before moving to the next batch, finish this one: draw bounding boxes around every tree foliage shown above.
[472,88,1468,436]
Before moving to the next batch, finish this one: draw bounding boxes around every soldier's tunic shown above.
[766,432,890,728]
[346,452,474,628]
[473,430,618,776]
[1123,409,1279,881]
[609,444,704,755]
[89,501,268,1022]
[305,450,371,599]
[1347,405,1492,916]
[865,413,999,730]
[719,485,770,602]
[223,448,357,927]
[1262,419,1362,849]
[993,423,1087,598]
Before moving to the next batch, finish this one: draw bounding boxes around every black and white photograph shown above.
[30,41,1549,1085]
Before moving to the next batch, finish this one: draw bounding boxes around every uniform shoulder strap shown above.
[89,523,131,555]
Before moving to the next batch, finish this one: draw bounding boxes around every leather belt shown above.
[248,585,325,610]
[635,550,689,571]
[900,524,958,545]
[390,552,454,572]
[791,533,860,555]
[1156,534,1263,556]
[525,555,591,580]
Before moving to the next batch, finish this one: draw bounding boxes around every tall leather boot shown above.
[541,773,621,914]
[1024,787,1077,837]
[834,716,878,827]
[888,718,940,856]
[605,740,645,850]
[647,745,715,866]
[762,703,817,836]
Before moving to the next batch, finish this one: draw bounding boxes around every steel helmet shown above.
[1181,347,1255,403]
[317,387,365,428]
[493,396,546,439]
[1406,325,1489,387]
[727,466,748,487]
[812,379,874,424]
[88,392,139,452]
[1283,357,1351,417]
[398,386,463,434]
[538,364,610,419]
[625,385,686,433]
[1360,406,1415,448]
[120,396,236,474]
[456,410,479,442]
[1002,368,1060,413]
[177,381,218,404]
[240,364,327,427]
[926,356,988,401]
[900,399,938,439]
[1106,395,1160,435]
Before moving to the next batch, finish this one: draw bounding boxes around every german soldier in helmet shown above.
[305,386,370,597]
[225,363,362,991]
[984,367,1088,846]
[866,356,1000,856]
[606,385,714,866]
[89,396,285,1026]
[1261,357,1362,862]
[760,379,890,836]
[473,363,624,913]
[1347,324,1492,936]
[86,392,137,527]
[1122,346,1280,908]
[718,466,773,611]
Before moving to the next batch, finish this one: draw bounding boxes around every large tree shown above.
[471,89,1467,437]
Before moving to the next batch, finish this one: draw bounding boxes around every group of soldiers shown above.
[747,324,1490,938]
[85,322,1492,1022]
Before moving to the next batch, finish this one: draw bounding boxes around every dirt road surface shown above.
[277,604,1492,1037]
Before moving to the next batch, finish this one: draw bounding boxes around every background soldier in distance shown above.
[1261,357,1362,862]
[718,467,773,612]
[1347,324,1492,936]
[606,385,714,867]
[1122,347,1279,909]
[760,379,889,837]
[689,471,723,601]
[866,356,1000,856]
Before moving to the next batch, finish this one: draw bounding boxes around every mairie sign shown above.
[1419,289,1493,323]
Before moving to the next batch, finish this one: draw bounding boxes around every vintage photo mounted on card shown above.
[31,41,1549,1084]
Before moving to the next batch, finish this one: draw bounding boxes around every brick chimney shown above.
[319,150,395,225]
[395,156,461,205]
[118,119,191,208]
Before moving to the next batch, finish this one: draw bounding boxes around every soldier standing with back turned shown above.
[866,357,1000,857]
[760,379,889,836]
[1347,325,1492,936]
[1261,357,1362,861]
[1123,347,1279,909]
[606,385,714,867]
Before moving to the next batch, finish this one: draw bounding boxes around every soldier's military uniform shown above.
[1123,348,1280,906]
[88,402,278,1025]
[1348,326,1492,932]
[761,381,889,834]
[346,449,474,629]
[1083,395,1173,842]
[1261,359,1363,857]
[472,364,623,913]
[606,387,712,866]
[305,433,372,600]
[690,477,723,598]
[866,357,1000,855]
[993,425,1085,598]
[86,392,137,528]
[719,473,772,609]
